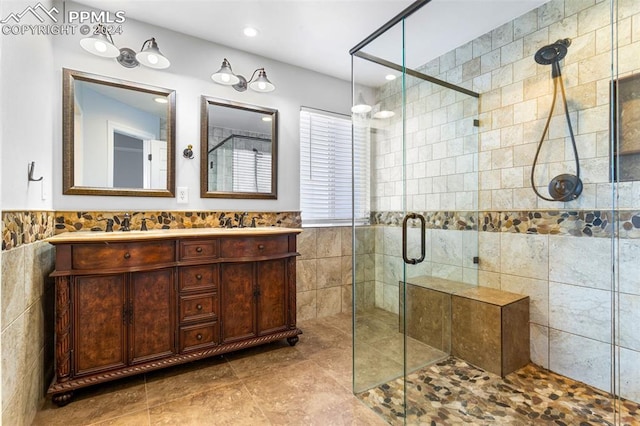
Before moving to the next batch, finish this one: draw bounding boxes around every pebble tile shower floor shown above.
[358,355,640,425]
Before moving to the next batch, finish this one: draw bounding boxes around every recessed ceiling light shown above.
[154,97,168,104]
[262,116,272,122]
[243,27,259,37]
[385,74,396,81]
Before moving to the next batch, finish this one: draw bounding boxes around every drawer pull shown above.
[196,247,203,253]
[124,252,131,259]
[196,274,202,280]
[196,333,203,341]
[258,244,265,250]
[196,304,203,310]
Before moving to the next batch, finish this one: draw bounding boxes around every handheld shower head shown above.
[534,38,571,65]
[530,37,582,203]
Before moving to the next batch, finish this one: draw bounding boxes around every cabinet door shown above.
[256,259,288,335]
[73,274,127,376]
[129,268,175,364]
[220,263,256,343]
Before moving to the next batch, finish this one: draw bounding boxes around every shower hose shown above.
[530,61,581,201]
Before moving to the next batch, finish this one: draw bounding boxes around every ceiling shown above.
[74,0,549,87]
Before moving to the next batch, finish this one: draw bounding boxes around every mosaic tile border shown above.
[2,210,300,252]
[53,211,301,234]
[2,211,56,251]
[371,211,478,230]
[371,210,640,238]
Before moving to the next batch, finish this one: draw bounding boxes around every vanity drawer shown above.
[72,241,175,270]
[179,323,218,353]
[179,239,219,261]
[220,236,289,258]
[179,292,218,323]
[179,264,218,292]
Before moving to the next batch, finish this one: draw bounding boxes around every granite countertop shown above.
[46,227,302,244]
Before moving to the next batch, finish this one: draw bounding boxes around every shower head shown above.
[534,38,571,65]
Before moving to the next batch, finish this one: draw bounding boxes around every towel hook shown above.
[28,161,43,182]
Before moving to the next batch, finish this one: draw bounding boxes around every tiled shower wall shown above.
[366,0,640,403]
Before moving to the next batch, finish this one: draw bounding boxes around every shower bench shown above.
[401,276,529,377]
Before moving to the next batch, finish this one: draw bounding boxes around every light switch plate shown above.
[177,186,189,204]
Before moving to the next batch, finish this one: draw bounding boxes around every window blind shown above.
[300,107,369,225]
[232,149,272,193]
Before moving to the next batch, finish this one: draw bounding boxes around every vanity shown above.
[47,227,301,406]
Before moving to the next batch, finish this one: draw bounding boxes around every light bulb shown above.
[258,82,266,90]
[221,74,230,82]
[94,41,107,53]
[147,54,158,65]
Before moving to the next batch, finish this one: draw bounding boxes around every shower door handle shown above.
[402,213,426,265]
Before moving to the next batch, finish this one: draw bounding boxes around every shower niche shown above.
[613,73,640,182]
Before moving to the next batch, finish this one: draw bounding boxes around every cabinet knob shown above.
[196,333,203,341]
[195,274,202,280]
[124,252,131,259]
[196,304,202,310]
[258,244,265,250]
[196,247,203,253]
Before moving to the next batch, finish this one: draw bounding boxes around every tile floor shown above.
[32,311,640,426]
[32,313,387,426]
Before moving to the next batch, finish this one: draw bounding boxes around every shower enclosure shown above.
[207,134,272,193]
[351,0,640,424]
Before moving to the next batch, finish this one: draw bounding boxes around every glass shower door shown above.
[351,6,480,423]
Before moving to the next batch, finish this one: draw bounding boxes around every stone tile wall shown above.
[296,226,356,321]
[1,240,55,424]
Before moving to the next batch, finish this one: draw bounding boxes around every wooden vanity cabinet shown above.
[73,268,175,376]
[47,229,301,406]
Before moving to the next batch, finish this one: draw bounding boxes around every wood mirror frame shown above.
[200,96,278,199]
[62,68,176,197]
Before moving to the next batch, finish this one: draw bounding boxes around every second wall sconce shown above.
[80,24,170,69]
[211,58,275,93]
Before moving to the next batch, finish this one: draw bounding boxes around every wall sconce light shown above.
[211,58,275,93]
[80,24,170,69]
[183,144,194,159]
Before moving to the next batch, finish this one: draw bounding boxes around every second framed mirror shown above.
[200,96,277,199]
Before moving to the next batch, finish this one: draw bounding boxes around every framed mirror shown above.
[63,68,176,196]
[200,96,277,199]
